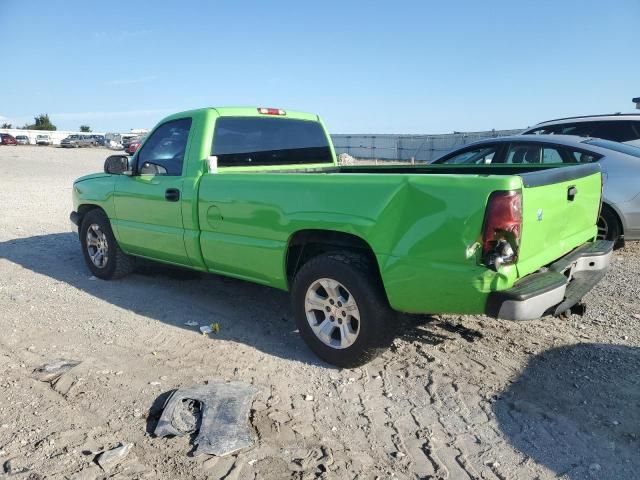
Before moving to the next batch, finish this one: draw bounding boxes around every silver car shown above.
[61,134,95,148]
[432,135,640,244]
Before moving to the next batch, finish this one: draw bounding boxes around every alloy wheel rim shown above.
[86,224,109,268]
[304,278,360,349]
[597,215,608,240]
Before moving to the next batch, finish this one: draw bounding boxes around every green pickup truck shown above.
[70,107,613,366]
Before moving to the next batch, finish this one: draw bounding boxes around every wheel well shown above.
[286,230,381,286]
[602,203,623,234]
[77,204,104,226]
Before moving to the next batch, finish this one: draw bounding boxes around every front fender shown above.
[72,175,118,226]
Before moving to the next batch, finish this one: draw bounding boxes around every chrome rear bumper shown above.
[486,240,613,320]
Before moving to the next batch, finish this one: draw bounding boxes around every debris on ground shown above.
[154,381,257,456]
[31,359,81,383]
[3,458,27,475]
[338,152,356,165]
[184,321,198,327]
[200,323,220,335]
[95,443,133,472]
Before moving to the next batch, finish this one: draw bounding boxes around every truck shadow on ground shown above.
[397,313,484,346]
[494,343,640,479]
[0,232,330,367]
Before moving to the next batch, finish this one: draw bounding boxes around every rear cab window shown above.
[211,117,333,167]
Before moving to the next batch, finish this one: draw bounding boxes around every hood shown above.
[73,172,110,184]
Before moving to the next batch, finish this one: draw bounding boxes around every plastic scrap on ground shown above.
[31,359,81,383]
[199,322,220,335]
[154,381,257,456]
[96,443,133,472]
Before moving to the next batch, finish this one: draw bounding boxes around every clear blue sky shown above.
[1,0,638,134]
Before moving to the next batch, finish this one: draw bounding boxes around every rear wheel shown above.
[291,252,396,367]
[597,205,622,246]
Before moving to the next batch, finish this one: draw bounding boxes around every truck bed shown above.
[242,163,600,188]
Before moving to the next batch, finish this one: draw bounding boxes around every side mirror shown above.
[104,155,133,175]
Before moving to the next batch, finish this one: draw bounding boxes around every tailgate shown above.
[516,164,602,278]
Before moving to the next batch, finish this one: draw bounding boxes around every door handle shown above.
[165,188,180,202]
[567,186,578,201]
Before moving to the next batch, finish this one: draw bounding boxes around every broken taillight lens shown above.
[482,190,522,269]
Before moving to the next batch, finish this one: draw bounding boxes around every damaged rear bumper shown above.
[485,240,613,320]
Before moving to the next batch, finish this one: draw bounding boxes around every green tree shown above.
[24,114,57,131]
[1,123,12,128]
[80,125,91,132]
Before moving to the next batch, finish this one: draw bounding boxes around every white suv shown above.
[36,134,51,146]
[521,114,640,147]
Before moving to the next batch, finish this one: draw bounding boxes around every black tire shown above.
[291,252,396,368]
[598,205,622,247]
[80,209,135,280]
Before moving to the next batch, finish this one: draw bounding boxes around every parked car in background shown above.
[522,114,640,147]
[126,136,145,155]
[61,135,95,148]
[0,133,17,145]
[91,135,106,146]
[432,135,640,245]
[121,135,138,152]
[15,135,30,145]
[36,134,52,146]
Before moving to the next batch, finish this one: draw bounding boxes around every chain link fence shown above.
[331,129,523,163]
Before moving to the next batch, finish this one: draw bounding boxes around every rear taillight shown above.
[257,107,286,116]
[482,190,522,269]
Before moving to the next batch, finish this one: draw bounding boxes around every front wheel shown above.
[80,209,135,279]
[291,252,396,367]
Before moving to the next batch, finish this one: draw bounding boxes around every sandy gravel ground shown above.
[0,146,638,479]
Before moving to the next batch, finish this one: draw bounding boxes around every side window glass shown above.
[569,150,598,163]
[591,121,636,143]
[527,126,560,135]
[542,146,563,163]
[438,146,497,164]
[138,118,192,175]
[505,144,541,164]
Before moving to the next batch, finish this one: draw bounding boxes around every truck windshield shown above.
[212,117,332,166]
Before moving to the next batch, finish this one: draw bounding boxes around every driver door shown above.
[112,117,193,266]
